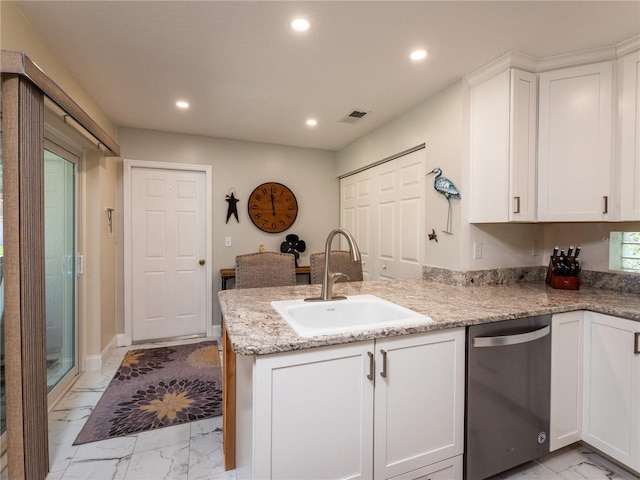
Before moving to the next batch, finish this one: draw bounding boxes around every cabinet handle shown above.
[513,196,521,214]
[635,332,639,355]
[380,349,388,378]
[603,196,608,214]
[367,351,374,381]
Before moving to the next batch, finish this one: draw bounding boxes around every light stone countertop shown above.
[218,279,640,355]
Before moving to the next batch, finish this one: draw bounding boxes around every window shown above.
[621,232,640,272]
[609,231,640,273]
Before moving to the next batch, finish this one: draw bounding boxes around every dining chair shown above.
[235,252,297,289]
[309,250,364,284]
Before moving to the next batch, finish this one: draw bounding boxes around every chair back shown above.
[309,250,363,284]
[235,252,296,289]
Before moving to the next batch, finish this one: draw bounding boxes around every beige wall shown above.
[117,127,339,331]
[338,81,468,271]
[337,79,640,274]
[1,1,117,139]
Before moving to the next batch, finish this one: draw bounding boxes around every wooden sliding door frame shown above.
[1,51,121,479]
[2,72,49,480]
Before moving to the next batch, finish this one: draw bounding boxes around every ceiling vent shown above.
[340,109,370,124]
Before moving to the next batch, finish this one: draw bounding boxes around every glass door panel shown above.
[44,149,76,392]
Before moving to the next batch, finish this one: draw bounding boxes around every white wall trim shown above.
[123,159,213,346]
[116,333,128,347]
[617,34,640,57]
[466,51,539,87]
[212,324,222,339]
[84,335,117,372]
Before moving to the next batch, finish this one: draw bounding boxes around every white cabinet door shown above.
[550,311,583,451]
[253,341,375,480]
[243,329,465,480]
[583,312,640,472]
[470,68,537,223]
[374,328,465,479]
[538,62,613,221]
[618,50,640,221]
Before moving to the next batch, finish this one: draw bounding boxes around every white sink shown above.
[271,294,433,338]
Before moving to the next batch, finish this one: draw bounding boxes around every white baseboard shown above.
[212,324,222,338]
[84,354,102,372]
[84,335,117,372]
[117,333,130,347]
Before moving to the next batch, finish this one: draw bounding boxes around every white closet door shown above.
[341,148,425,281]
[341,170,373,280]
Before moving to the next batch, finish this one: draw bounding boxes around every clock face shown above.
[248,182,298,233]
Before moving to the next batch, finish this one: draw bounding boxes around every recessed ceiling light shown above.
[410,49,428,61]
[176,100,190,109]
[306,118,317,127]
[290,18,310,32]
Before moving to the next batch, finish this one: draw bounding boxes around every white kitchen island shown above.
[219,278,640,479]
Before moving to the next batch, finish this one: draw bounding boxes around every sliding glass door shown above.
[44,146,77,394]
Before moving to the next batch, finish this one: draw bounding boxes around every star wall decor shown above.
[225,189,239,223]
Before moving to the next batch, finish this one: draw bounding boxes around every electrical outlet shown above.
[225,237,232,247]
[473,242,482,259]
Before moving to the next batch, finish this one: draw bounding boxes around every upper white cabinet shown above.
[617,50,640,221]
[537,62,614,221]
[470,68,537,223]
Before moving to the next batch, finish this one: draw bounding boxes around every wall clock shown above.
[248,182,298,233]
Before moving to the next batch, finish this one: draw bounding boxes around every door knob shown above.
[199,259,206,266]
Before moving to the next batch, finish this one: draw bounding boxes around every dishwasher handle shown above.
[473,325,550,348]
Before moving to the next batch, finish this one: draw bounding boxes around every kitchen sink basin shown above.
[271,294,433,338]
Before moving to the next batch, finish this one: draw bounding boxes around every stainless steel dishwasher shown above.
[465,315,551,480]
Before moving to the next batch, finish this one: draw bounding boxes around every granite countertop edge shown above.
[218,279,640,356]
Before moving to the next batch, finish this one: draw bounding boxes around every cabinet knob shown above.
[513,196,521,214]
[603,196,608,215]
[199,259,206,266]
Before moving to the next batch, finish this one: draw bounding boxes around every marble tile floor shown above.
[489,445,640,480]
[44,337,236,480]
[3,335,638,480]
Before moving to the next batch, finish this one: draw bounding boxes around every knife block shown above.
[545,262,580,290]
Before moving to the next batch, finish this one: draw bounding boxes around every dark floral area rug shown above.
[74,341,222,445]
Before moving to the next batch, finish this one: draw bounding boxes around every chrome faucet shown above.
[306,228,361,302]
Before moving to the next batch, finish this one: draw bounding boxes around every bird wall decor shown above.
[428,167,461,235]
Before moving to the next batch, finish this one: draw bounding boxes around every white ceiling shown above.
[14,1,640,151]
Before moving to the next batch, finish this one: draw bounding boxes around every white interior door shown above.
[130,166,208,342]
